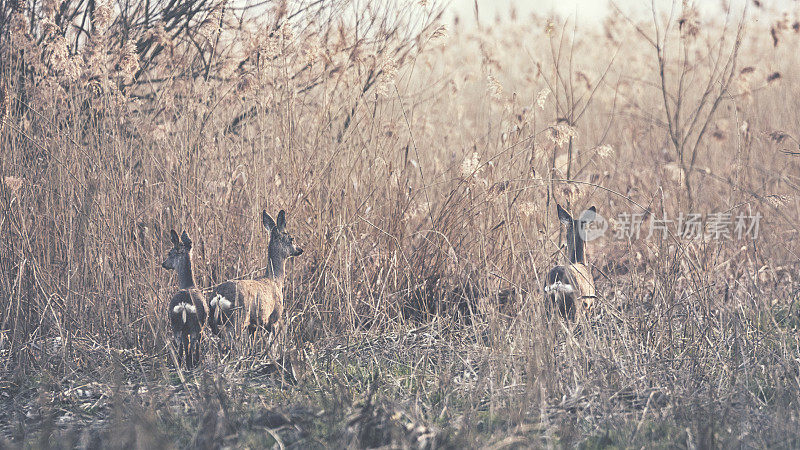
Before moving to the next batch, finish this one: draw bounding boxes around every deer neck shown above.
[266,243,286,282]
[566,227,586,265]
[177,257,196,290]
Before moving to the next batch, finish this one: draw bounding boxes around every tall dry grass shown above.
[1,0,800,446]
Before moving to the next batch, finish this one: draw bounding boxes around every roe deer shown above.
[544,204,597,320]
[162,229,208,368]
[208,209,303,351]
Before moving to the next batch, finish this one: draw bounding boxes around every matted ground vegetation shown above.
[1,0,800,447]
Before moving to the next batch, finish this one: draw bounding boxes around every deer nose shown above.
[294,247,304,256]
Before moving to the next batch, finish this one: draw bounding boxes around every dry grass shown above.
[1,0,800,447]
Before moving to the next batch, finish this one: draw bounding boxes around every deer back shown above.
[212,279,283,331]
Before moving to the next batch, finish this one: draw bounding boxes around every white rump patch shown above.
[211,294,232,323]
[210,294,232,310]
[173,302,196,323]
[544,281,574,294]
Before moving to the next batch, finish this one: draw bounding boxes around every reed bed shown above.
[1,0,799,447]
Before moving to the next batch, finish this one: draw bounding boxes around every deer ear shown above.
[276,210,286,231]
[557,204,573,225]
[262,210,276,230]
[170,229,180,246]
[180,230,192,248]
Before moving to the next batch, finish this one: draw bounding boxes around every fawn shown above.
[544,204,598,320]
[162,229,208,368]
[208,209,303,352]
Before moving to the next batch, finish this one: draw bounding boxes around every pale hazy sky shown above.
[448,0,610,25]
[446,0,795,28]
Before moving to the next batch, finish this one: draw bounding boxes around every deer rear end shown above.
[163,229,208,368]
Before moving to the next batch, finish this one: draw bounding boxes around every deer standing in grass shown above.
[544,204,598,320]
[162,230,208,368]
[208,210,303,352]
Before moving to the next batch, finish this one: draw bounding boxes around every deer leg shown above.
[189,332,201,368]
[274,317,286,360]
[181,334,191,369]
[221,324,234,355]
[250,328,259,355]
[240,318,253,355]
[173,332,184,367]
[264,309,284,360]
[250,325,265,357]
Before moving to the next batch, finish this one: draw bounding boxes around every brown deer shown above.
[208,209,303,351]
[544,204,597,320]
[162,230,208,368]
